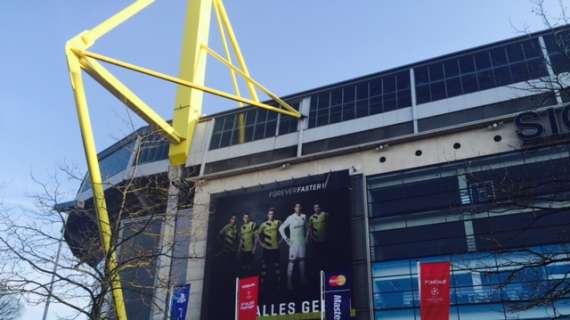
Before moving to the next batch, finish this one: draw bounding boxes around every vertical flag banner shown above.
[420,262,451,320]
[323,272,351,320]
[238,276,259,320]
[170,284,191,320]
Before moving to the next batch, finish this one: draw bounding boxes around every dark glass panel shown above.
[265,120,276,137]
[357,81,369,100]
[369,95,383,114]
[213,117,225,132]
[245,126,254,141]
[316,108,330,126]
[356,99,369,117]
[223,114,235,130]
[522,38,542,58]
[310,95,318,109]
[383,75,396,93]
[477,69,495,90]
[330,105,342,123]
[342,101,355,120]
[461,74,478,93]
[210,132,221,149]
[343,85,355,102]
[527,57,547,78]
[416,84,430,104]
[253,122,266,140]
[317,91,330,109]
[475,51,492,70]
[245,110,256,125]
[370,78,382,96]
[308,108,317,128]
[444,59,460,77]
[445,77,462,97]
[429,63,444,81]
[396,71,410,90]
[491,47,508,66]
[459,55,476,73]
[550,54,570,74]
[331,88,342,105]
[510,61,529,82]
[507,43,524,62]
[415,66,429,84]
[494,66,512,86]
[397,90,411,108]
[220,130,232,147]
[383,92,397,111]
[430,81,446,101]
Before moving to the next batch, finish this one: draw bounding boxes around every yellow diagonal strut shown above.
[65,1,301,319]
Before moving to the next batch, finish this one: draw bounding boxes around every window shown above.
[414,37,547,105]
[544,30,570,74]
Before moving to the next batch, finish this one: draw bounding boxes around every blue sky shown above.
[0,0,565,318]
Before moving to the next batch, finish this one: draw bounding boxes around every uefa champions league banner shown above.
[203,171,352,319]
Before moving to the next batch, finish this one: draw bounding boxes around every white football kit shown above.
[279,213,307,260]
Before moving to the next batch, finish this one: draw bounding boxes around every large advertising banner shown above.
[204,171,352,319]
[419,262,451,320]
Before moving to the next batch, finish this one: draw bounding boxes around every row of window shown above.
[415,37,547,104]
[209,100,300,150]
[308,71,412,128]
[209,35,564,149]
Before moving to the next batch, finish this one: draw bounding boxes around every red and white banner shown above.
[420,262,450,320]
[237,276,259,320]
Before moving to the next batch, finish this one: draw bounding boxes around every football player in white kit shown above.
[279,203,307,291]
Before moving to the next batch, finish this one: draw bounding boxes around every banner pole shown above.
[320,270,324,320]
[235,277,239,320]
[417,261,421,301]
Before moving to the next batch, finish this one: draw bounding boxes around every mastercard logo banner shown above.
[328,275,347,287]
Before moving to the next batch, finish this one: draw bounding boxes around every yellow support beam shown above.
[65,42,129,320]
[81,0,154,47]
[78,50,302,119]
[214,0,259,102]
[169,0,213,166]
[79,56,182,144]
[202,46,299,115]
[65,1,303,317]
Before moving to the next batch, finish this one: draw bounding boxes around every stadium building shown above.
[63,26,570,320]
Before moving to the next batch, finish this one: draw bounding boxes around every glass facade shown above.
[136,131,169,164]
[209,100,300,150]
[544,30,570,74]
[414,37,547,105]
[367,145,570,319]
[207,30,568,150]
[308,71,412,128]
[79,141,135,192]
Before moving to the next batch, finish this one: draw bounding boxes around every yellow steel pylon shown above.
[65,1,301,319]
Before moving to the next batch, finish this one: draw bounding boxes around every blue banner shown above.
[170,284,191,320]
[323,272,351,320]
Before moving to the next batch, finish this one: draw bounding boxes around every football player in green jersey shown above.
[256,208,282,292]
[218,215,238,255]
[308,203,329,278]
[239,213,257,274]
